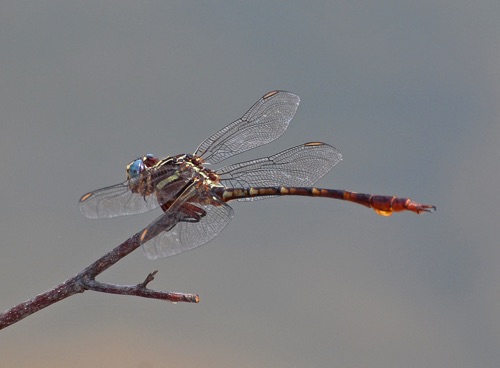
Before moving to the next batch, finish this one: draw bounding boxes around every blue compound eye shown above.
[127,159,145,179]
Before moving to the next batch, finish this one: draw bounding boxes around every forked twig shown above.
[0,233,199,331]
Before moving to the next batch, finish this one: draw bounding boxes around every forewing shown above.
[217,142,342,201]
[194,91,300,164]
[79,180,160,219]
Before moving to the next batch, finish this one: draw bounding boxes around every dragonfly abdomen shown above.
[218,186,436,216]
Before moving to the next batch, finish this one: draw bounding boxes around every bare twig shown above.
[86,278,194,303]
[0,232,199,331]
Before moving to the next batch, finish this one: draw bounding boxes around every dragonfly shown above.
[79,90,436,260]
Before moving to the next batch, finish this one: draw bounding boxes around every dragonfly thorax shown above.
[181,155,222,187]
[125,152,222,198]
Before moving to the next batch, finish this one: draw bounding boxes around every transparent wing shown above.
[217,142,342,201]
[194,91,300,164]
[79,167,194,219]
[79,180,161,219]
[140,187,234,259]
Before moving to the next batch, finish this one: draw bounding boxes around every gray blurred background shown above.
[1,2,499,367]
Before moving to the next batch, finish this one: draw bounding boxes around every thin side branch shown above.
[85,279,198,303]
[0,232,199,331]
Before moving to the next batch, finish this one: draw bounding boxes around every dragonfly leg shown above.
[178,203,207,222]
[159,200,206,222]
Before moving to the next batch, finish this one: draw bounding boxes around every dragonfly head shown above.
[126,154,159,180]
